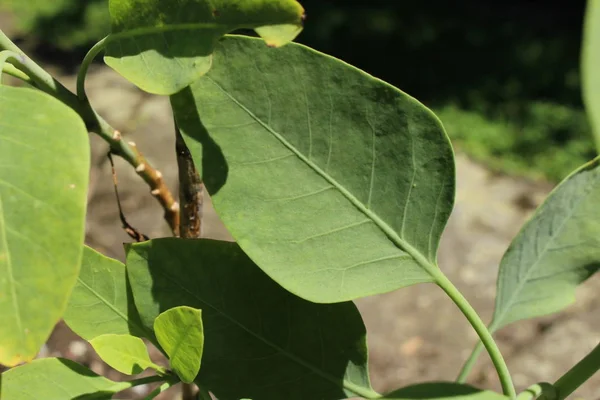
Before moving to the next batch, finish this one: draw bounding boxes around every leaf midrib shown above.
[491,172,596,331]
[152,260,378,398]
[205,76,440,279]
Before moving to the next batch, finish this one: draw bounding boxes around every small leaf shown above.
[582,0,600,151]
[90,333,163,375]
[0,86,89,366]
[1,357,132,399]
[126,238,375,400]
[105,0,305,94]
[154,306,204,383]
[63,246,150,341]
[491,157,600,331]
[382,382,508,400]
[171,36,455,303]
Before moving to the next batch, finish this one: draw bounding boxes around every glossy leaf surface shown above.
[154,306,204,383]
[63,246,149,341]
[105,0,304,94]
[492,157,600,331]
[171,36,455,303]
[90,333,162,375]
[126,238,375,400]
[1,357,131,399]
[0,86,89,366]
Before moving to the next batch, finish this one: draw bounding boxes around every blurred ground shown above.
[1,18,598,395]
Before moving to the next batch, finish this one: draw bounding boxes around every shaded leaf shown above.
[63,246,149,341]
[1,357,131,399]
[582,0,600,152]
[383,382,507,400]
[491,157,600,331]
[154,306,204,383]
[105,0,305,94]
[0,86,89,366]
[90,334,164,375]
[171,36,455,303]
[126,238,376,400]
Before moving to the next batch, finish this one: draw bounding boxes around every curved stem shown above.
[456,341,485,382]
[516,383,556,400]
[0,50,21,81]
[434,272,516,398]
[546,341,600,400]
[77,36,107,101]
[2,62,33,83]
[144,381,176,399]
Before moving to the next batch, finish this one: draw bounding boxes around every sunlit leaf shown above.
[63,246,150,341]
[105,0,305,94]
[154,306,204,383]
[1,357,132,399]
[171,35,455,303]
[90,333,164,375]
[126,238,376,400]
[0,86,89,366]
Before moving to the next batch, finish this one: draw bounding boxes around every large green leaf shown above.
[382,382,507,400]
[126,238,376,400]
[154,306,204,383]
[90,334,164,375]
[1,357,133,399]
[583,0,600,152]
[171,36,455,303]
[105,0,304,95]
[491,157,600,331]
[0,86,89,366]
[63,246,150,341]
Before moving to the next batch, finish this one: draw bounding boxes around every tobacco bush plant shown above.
[0,0,599,399]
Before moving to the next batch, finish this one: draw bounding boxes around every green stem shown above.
[546,342,600,400]
[2,61,33,83]
[0,50,21,81]
[144,381,176,399]
[77,37,107,101]
[456,341,485,383]
[434,272,516,398]
[516,383,556,400]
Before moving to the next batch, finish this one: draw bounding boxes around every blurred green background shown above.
[1,0,594,182]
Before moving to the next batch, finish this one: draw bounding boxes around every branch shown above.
[0,29,180,235]
[175,122,203,238]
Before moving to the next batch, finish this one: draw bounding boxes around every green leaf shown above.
[382,382,507,400]
[0,86,89,366]
[1,357,132,399]
[491,157,600,331]
[582,0,600,152]
[63,246,149,341]
[89,333,164,375]
[171,36,455,303]
[154,306,204,383]
[126,238,376,400]
[105,0,305,95]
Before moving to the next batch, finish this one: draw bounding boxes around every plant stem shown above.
[543,341,600,400]
[2,62,33,83]
[516,383,556,400]
[143,381,175,400]
[433,272,516,398]
[0,28,180,234]
[77,36,107,101]
[456,341,485,382]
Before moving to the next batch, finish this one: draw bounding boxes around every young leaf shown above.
[154,306,204,383]
[63,246,150,341]
[491,157,600,332]
[0,86,89,366]
[382,382,507,400]
[126,238,376,400]
[171,36,455,303]
[105,0,305,95]
[582,0,600,151]
[1,357,132,399]
[89,333,164,375]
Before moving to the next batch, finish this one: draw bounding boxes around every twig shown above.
[107,152,149,242]
[0,29,180,235]
[175,122,204,239]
